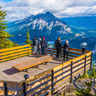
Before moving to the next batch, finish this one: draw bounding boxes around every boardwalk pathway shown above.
[0,56,63,82]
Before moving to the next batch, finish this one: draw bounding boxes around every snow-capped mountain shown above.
[7,12,73,44]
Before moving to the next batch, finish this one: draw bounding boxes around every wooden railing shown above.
[18,51,91,96]
[48,47,90,59]
[0,44,92,96]
[0,44,32,62]
[0,44,89,63]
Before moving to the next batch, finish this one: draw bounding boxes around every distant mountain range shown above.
[61,16,96,61]
[7,12,73,44]
[61,16,96,50]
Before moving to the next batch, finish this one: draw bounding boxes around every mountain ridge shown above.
[7,12,73,44]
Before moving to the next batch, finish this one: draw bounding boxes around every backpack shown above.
[64,44,69,52]
[33,39,36,46]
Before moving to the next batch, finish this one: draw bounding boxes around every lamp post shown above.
[80,42,87,54]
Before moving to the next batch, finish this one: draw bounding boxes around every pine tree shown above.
[25,26,31,44]
[0,7,17,49]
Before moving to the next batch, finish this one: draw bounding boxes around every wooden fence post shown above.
[51,70,54,96]
[4,82,8,96]
[23,82,26,96]
[90,53,92,70]
[70,61,73,83]
[84,55,86,74]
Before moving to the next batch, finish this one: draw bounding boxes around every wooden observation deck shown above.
[0,44,92,96]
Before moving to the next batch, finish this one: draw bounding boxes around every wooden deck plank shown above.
[0,56,63,82]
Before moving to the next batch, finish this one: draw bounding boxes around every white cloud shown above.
[0,0,96,21]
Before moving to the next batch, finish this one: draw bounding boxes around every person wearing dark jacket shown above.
[63,40,69,60]
[41,37,47,55]
[55,37,62,59]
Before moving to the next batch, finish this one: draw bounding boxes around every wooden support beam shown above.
[23,82,26,96]
[4,82,8,96]
[70,61,73,83]
[51,70,54,96]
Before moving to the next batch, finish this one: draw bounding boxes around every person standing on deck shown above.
[55,37,62,59]
[63,40,69,60]
[41,37,47,55]
[33,37,38,56]
[38,36,42,55]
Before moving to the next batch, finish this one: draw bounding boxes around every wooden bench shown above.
[13,55,53,71]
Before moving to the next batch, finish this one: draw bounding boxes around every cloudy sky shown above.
[0,0,96,21]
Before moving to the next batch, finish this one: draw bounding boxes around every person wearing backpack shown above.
[63,40,69,60]
[38,36,42,55]
[33,37,38,55]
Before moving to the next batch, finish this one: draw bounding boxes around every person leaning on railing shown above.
[55,37,62,59]
[63,40,69,60]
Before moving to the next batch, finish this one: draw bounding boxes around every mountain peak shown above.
[45,11,55,17]
[36,11,54,17]
[45,11,53,15]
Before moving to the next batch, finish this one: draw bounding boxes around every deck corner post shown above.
[70,61,73,83]
[84,55,86,74]
[4,82,8,96]
[51,70,54,96]
[23,82,26,96]
[90,52,92,70]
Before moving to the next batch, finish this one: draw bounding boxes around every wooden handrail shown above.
[0,44,32,63]
[0,49,92,95]
[20,51,92,95]
[0,44,31,52]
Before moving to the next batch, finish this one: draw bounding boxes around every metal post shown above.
[84,55,86,74]
[4,82,8,96]
[70,61,73,83]
[90,53,92,70]
[51,70,54,96]
[82,48,85,54]
[23,82,26,96]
